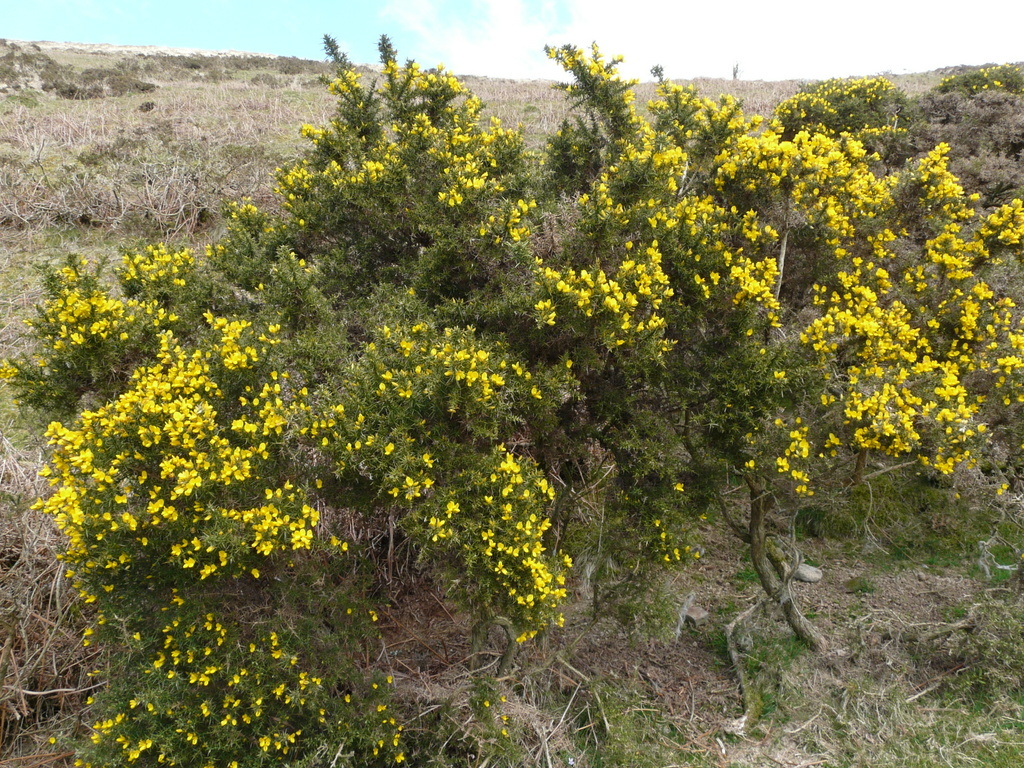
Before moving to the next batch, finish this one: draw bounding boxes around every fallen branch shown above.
[3,681,104,697]
[904,664,966,703]
[725,597,766,723]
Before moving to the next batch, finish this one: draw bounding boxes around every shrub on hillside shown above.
[913,80,1024,207]
[915,595,1024,699]
[6,36,1024,767]
[0,41,70,91]
[42,67,157,100]
[936,64,1024,96]
[773,76,912,162]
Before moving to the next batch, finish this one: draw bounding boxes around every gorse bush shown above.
[11,247,403,766]
[773,76,910,161]
[937,64,1024,96]
[5,36,1024,766]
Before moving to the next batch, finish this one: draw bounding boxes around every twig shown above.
[2,681,104,697]
[917,620,973,644]
[905,680,944,704]
[429,590,457,624]
[0,753,76,765]
[783,707,824,734]
[904,665,966,703]
[380,609,449,666]
[553,682,582,734]
[861,460,919,482]
[725,598,765,721]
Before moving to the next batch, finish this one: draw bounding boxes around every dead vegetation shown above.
[0,73,335,236]
[0,428,90,763]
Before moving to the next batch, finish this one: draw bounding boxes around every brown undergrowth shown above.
[0,429,90,764]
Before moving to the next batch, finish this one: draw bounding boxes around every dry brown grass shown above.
[2,47,807,238]
[2,65,797,241]
[468,74,804,148]
[1,79,334,235]
[0,427,92,762]
[0,219,86,763]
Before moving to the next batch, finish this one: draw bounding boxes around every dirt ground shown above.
[370,516,1008,767]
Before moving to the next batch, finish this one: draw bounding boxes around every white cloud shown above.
[381,0,558,78]
[380,0,1024,82]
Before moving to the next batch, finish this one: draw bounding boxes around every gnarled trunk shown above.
[745,475,827,652]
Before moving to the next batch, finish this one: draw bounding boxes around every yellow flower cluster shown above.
[546,43,636,94]
[37,326,316,601]
[297,322,571,637]
[366,322,537,409]
[0,246,209,418]
[430,448,570,642]
[33,283,132,353]
[204,312,265,370]
[977,198,1024,253]
[804,271,968,462]
[533,240,674,348]
[76,600,401,768]
[795,139,1024,476]
[773,76,907,145]
[774,419,813,495]
[913,144,978,221]
[276,54,529,253]
[480,197,536,245]
[275,161,316,211]
[29,255,181,352]
[427,104,517,213]
[715,129,892,246]
[120,244,195,294]
[728,253,782,312]
[324,66,363,99]
[648,84,752,155]
[939,65,1024,94]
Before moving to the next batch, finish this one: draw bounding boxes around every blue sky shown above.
[5,0,1023,82]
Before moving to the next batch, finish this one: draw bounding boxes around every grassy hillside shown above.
[1,40,1022,768]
